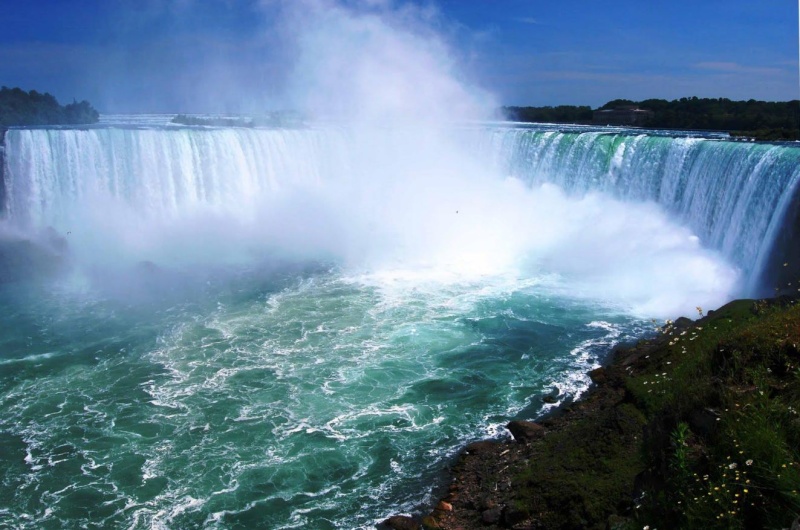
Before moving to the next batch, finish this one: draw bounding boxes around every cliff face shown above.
[0,128,5,213]
[761,189,800,297]
[394,298,800,530]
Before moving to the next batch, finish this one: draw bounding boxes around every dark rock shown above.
[435,501,453,512]
[383,515,419,530]
[465,440,498,454]
[481,507,502,525]
[42,226,68,254]
[478,495,496,511]
[589,367,607,384]
[542,395,558,404]
[503,506,528,526]
[687,407,719,437]
[0,237,67,282]
[136,260,161,274]
[506,420,545,443]
[420,515,440,529]
[759,183,800,297]
[674,316,693,329]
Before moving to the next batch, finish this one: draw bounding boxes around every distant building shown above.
[592,106,654,126]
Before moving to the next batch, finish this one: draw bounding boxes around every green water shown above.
[0,264,646,529]
[1,122,757,528]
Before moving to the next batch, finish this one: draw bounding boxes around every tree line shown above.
[505,97,800,140]
[0,86,99,127]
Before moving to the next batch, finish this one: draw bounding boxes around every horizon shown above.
[0,1,797,114]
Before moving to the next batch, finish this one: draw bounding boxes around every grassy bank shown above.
[412,298,800,530]
[623,298,800,529]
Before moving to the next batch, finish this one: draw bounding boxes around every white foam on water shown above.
[0,2,776,529]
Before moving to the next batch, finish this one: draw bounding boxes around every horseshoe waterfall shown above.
[1,121,799,529]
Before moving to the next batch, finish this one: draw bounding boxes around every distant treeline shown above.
[504,105,594,124]
[0,86,99,127]
[171,113,306,128]
[172,115,255,127]
[505,97,800,140]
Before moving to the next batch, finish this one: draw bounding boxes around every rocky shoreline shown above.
[382,324,656,530]
[384,297,800,530]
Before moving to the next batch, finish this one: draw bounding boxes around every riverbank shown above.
[385,297,800,529]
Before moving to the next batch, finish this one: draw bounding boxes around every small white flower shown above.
[745,459,753,466]
[728,463,737,470]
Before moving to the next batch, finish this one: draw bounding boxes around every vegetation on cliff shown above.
[600,97,799,134]
[412,298,800,530]
[503,105,593,125]
[171,112,305,128]
[626,298,800,529]
[0,86,99,127]
[505,98,800,140]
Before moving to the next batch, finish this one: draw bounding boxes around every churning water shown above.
[0,121,798,528]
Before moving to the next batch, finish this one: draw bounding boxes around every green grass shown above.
[514,403,646,528]
[512,298,800,529]
[632,299,800,528]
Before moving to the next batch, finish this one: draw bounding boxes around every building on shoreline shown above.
[592,106,654,126]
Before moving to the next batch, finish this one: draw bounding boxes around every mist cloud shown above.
[274,0,495,123]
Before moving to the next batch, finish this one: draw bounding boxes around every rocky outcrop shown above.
[0,228,69,283]
[761,182,800,296]
[505,420,545,443]
[381,515,419,530]
[387,297,800,529]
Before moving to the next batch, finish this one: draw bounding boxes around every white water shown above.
[2,124,746,317]
[2,2,799,526]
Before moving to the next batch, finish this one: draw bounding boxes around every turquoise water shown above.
[3,121,793,528]
[0,263,646,529]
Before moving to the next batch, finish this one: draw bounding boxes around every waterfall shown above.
[2,127,352,227]
[3,124,800,295]
[473,127,800,293]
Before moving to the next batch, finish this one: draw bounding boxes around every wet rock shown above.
[481,507,502,525]
[421,515,440,529]
[435,501,453,512]
[383,515,419,530]
[589,367,607,385]
[506,420,545,443]
[478,495,496,511]
[465,440,497,454]
[503,506,528,526]
[0,237,66,282]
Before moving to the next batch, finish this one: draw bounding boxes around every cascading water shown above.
[0,121,796,529]
[474,126,800,292]
[5,124,797,295]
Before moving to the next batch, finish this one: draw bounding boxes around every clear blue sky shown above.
[0,0,797,113]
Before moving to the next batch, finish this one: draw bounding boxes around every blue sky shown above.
[0,0,797,113]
